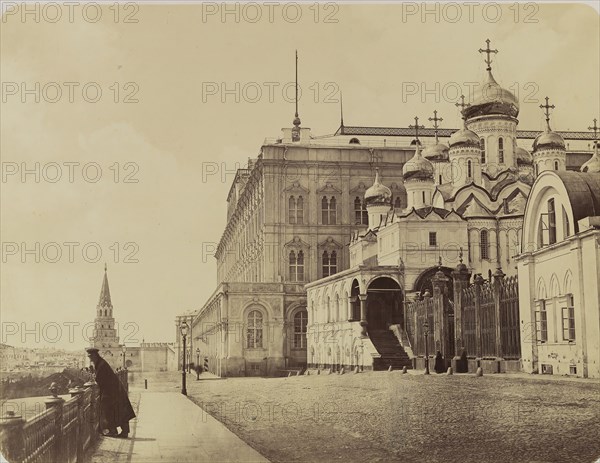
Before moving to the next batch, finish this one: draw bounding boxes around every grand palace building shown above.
[177,40,599,377]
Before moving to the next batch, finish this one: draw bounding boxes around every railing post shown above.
[0,411,25,463]
[84,380,99,441]
[452,260,471,372]
[431,266,450,367]
[493,266,506,368]
[70,387,85,463]
[45,388,65,463]
[473,274,484,361]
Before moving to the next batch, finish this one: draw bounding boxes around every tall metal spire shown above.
[291,50,301,141]
[340,91,344,128]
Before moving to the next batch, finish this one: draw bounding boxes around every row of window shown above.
[535,295,575,343]
[288,250,338,282]
[288,195,403,226]
[246,310,308,349]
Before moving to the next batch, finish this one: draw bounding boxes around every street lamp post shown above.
[423,320,430,375]
[180,321,188,395]
[196,348,200,380]
[121,345,127,369]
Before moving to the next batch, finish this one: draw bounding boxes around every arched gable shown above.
[536,278,547,300]
[549,274,561,298]
[563,270,573,295]
[241,300,273,320]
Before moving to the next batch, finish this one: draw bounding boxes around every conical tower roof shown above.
[98,264,112,308]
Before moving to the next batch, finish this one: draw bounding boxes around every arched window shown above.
[480,230,489,259]
[288,195,304,224]
[322,250,337,277]
[246,310,263,348]
[322,196,337,224]
[554,160,559,171]
[467,160,473,179]
[104,309,107,316]
[289,250,305,282]
[438,174,442,185]
[293,310,308,348]
[349,138,360,144]
[498,137,504,163]
[547,198,556,245]
[394,197,402,209]
[354,197,368,225]
[535,300,548,343]
[422,191,426,203]
[480,138,486,163]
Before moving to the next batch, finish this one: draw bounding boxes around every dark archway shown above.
[350,279,360,320]
[366,277,403,330]
[413,266,454,300]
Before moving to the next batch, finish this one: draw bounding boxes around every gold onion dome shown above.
[533,127,565,152]
[516,147,533,166]
[449,126,480,148]
[422,143,449,161]
[581,142,600,173]
[364,168,392,205]
[402,144,434,181]
[463,71,519,119]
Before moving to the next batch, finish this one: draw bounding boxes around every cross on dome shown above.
[478,38,498,71]
[588,118,598,140]
[409,116,425,143]
[428,110,443,143]
[540,96,556,130]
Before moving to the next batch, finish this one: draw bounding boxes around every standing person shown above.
[86,347,136,438]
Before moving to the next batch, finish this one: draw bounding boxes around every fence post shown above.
[473,274,484,362]
[452,259,471,371]
[0,411,25,462]
[84,380,99,442]
[493,266,506,369]
[70,387,85,463]
[431,265,450,367]
[45,384,65,463]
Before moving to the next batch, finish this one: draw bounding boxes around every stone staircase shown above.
[369,329,413,370]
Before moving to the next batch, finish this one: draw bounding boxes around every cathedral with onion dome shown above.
[177,40,599,377]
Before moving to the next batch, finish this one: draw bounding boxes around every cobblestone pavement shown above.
[182,371,600,463]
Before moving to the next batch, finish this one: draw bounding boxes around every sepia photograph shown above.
[1,1,599,462]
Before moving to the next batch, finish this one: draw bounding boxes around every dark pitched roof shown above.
[555,171,600,232]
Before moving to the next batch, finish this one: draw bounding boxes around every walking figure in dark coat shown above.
[434,351,445,374]
[86,347,136,438]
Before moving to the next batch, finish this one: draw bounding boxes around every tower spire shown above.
[340,91,344,128]
[98,264,112,308]
[478,38,498,72]
[428,110,443,143]
[540,96,556,131]
[291,50,301,142]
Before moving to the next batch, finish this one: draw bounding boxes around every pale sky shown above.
[1,2,599,349]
